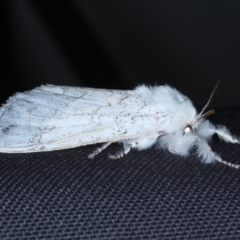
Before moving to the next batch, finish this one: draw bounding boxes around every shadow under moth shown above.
[0,83,239,169]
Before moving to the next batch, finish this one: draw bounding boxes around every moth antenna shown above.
[199,81,219,116]
[195,109,215,123]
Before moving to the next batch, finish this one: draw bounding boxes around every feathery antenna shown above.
[199,81,219,116]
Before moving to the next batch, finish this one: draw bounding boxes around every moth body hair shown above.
[0,84,239,169]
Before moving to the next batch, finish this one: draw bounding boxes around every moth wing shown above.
[0,85,168,152]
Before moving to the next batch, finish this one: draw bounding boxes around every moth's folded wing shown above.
[0,85,166,152]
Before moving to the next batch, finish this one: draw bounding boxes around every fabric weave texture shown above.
[1,107,240,239]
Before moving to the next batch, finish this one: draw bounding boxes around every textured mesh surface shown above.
[1,107,240,239]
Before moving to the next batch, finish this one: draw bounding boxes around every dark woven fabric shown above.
[1,107,240,239]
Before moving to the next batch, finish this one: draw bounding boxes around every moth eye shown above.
[184,127,191,134]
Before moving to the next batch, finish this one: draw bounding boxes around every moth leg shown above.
[109,145,132,160]
[88,142,112,159]
[215,154,240,169]
[197,136,240,169]
[214,127,239,144]
[109,141,139,160]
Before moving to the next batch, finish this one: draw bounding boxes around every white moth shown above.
[0,83,239,169]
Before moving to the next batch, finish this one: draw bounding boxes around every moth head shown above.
[159,109,216,157]
[159,82,219,156]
